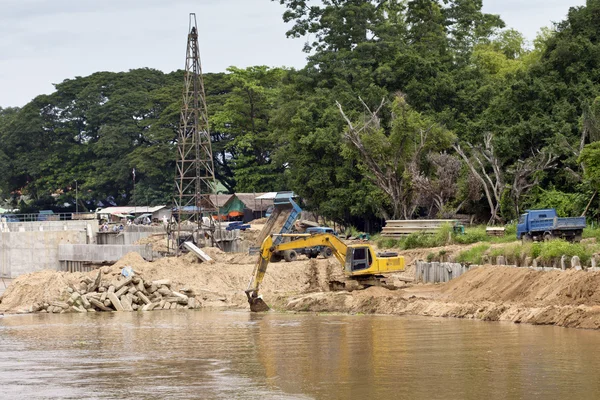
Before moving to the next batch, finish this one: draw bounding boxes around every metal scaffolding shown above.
[173,13,217,253]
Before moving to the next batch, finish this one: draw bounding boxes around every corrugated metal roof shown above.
[235,193,272,211]
[96,206,166,215]
[255,192,277,200]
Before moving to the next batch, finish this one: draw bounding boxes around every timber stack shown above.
[31,269,199,313]
[381,219,458,236]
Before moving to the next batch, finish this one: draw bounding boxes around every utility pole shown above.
[132,168,136,208]
[173,13,217,254]
[75,180,78,214]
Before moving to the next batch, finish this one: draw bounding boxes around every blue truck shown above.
[517,209,586,242]
[295,227,337,259]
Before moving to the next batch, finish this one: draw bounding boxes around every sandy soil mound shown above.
[442,266,600,306]
[280,265,600,330]
[0,249,339,314]
[7,246,600,330]
[0,270,85,313]
[135,234,169,253]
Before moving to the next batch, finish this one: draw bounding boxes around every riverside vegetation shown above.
[1,1,600,230]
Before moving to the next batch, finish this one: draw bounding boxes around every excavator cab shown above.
[344,246,373,272]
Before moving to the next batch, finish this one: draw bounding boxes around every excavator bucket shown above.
[246,290,270,312]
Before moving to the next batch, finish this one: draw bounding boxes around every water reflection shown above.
[0,311,599,399]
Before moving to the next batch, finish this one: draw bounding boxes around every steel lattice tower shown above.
[173,13,217,253]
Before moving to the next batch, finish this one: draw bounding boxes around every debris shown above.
[31,270,200,314]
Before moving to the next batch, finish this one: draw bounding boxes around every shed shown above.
[96,206,168,222]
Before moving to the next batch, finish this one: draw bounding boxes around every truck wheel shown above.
[543,232,554,242]
[270,253,283,263]
[522,234,532,243]
[283,250,298,262]
[320,247,333,258]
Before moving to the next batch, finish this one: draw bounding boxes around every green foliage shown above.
[374,235,400,249]
[456,244,490,264]
[402,233,437,250]
[524,188,588,217]
[452,226,489,244]
[500,188,517,222]
[3,0,600,225]
[539,240,592,264]
[583,226,600,241]
[580,142,600,190]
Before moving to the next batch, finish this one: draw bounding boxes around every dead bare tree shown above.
[453,133,503,223]
[509,151,557,215]
[414,152,465,218]
[455,133,557,223]
[336,95,439,219]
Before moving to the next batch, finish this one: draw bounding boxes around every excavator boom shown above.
[245,233,405,312]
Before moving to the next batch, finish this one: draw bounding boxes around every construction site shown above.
[1,13,600,332]
[5,5,600,398]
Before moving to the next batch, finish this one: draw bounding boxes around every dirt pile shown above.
[7,245,600,330]
[135,234,169,253]
[442,266,600,306]
[280,266,600,330]
[0,250,334,314]
[0,270,86,313]
[35,265,201,314]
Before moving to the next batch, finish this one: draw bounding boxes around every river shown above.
[0,311,599,399]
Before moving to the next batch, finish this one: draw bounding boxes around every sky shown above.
[0,0,588,108]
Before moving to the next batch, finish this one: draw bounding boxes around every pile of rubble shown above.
[32,269,199,314]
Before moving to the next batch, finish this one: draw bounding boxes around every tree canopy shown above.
[1,0,600,227]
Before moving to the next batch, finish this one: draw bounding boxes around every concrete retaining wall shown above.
[97,226,165,245]
[58,244,153,264]
[415,261,471,284]
[1,220,98,234]
[0,230,88,278]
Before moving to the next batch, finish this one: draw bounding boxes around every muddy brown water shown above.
[1,311,600,399]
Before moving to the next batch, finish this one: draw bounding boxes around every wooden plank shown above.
[183,241,214,263]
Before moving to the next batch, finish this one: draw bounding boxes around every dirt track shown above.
[3,248,600,330]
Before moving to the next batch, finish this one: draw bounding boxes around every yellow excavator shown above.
[245,233,406,312]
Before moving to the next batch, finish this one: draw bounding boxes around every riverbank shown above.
[277,266,600,330]
[3,249,600,330]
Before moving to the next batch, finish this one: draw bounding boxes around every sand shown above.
[4,247,600,330]
[135,234,170,253]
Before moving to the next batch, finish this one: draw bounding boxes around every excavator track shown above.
[328,275,398,292]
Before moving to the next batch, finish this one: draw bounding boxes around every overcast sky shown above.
[0,0,587,108]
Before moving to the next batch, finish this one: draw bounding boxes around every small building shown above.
[96,206,169,222]
[209,193,274,222]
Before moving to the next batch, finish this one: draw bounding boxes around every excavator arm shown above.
[245,233,348,311]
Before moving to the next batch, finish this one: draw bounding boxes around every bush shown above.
[504,222,517,237]
[538,240,592,264]
[433,223,454,246]
[529,242,542,259]
[583,226,600,241]
[374,235,400,249]
[402,233,435,249]
[454,226,488,244]
[456,244,490,264]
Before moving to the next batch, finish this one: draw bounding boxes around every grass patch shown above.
[378,223,520,250]
[538,240,592,264]
[455,244,490,264]
[583,226,600,241]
